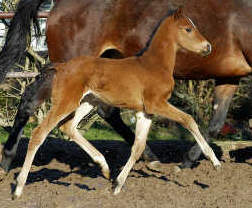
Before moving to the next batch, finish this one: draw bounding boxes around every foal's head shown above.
[168,8,211,56]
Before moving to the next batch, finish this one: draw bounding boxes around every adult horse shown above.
[1,0,252,171]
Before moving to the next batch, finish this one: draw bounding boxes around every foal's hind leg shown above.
[147,102,221,168]
[13,102,76,199]
[60,102,110,179]
[1,69,54,172]
[113,112,152,195]
[97,104,159,163]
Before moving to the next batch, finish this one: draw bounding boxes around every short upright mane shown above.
[136,8,184,57]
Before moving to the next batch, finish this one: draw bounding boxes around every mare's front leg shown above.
[181,81,238,168]
[113,112,152,195]
[146,101,221,168]
[1,69,54,172]
[97,104,159,163]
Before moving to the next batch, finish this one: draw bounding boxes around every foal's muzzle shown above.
[201,42,212,56]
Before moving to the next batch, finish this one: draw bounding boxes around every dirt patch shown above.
[0,138,251,208]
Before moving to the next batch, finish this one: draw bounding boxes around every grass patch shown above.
[0,121,191,144]
[0,126,9,143]
[84,127,123,141]
[1,120,237,146]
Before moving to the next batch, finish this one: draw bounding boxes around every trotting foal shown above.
[13,8,220,198]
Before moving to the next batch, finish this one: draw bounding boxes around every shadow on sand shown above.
[8,137,251,190]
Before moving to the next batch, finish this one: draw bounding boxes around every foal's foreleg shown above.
[181,83,238,168]
[60,102,110,179]
[113,112,152,195]
[148,102,221,168]
[13,104,74,199]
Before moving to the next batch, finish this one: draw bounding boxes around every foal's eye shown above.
[185,28,192,33]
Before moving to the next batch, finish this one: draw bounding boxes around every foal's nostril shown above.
[206,43,211,53]
[201,43,212,56]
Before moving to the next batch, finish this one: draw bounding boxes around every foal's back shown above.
[54,56,154,110]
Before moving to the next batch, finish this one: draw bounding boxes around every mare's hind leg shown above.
[60,102,110,179]
[97,104,159,163]
[14,100,77,199]
[113,112,152,195]
[1,69,54,172]
[181,82,238,168]
[146,101,221,168]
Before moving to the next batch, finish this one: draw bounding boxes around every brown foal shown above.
[13,9,220,198]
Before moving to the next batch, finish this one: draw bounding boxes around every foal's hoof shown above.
[214,163,221,171]
[102,169,110,180]
[12,185,23,200]
[212,157,221,171]
[12,191,21,200]
[112,179,123,195]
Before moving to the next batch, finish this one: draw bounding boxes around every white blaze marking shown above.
[186,17,196,28]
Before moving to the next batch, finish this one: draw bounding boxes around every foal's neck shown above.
[140,19,177,75]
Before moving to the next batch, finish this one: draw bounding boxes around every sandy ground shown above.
[0,138,251,208]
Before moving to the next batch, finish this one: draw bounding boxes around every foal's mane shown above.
[136,8,180,57]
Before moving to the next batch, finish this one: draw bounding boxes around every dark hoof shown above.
[179,159,193,169]
[0,158,12,173]
[12,194,18,200]
[179,159,199,169]
[0,151,14,173]
[141,145,159,162]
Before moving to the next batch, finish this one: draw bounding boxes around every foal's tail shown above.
[0,0,47,83]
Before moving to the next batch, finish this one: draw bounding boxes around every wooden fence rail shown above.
[6,72,39,78]
[0,11,49,19]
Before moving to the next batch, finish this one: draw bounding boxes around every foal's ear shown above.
[174,6,184,20]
